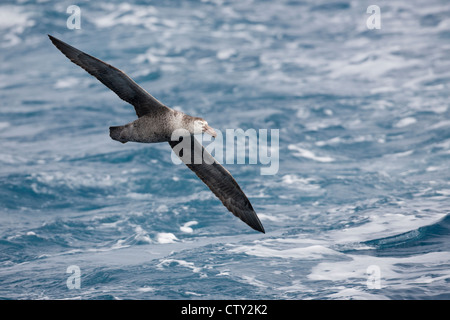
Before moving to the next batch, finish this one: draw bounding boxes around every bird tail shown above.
[109,126,127,144]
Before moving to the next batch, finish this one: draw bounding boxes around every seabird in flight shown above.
[48,35,265,233]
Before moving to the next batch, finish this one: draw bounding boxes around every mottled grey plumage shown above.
[49,35,265,233]
[110,110,183,143]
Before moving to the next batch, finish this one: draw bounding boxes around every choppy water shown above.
[1,0,450,300]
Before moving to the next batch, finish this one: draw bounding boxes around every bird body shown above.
[110,109,185,143]
[49,35,265,233]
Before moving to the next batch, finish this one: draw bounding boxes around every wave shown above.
[340,213,450,257]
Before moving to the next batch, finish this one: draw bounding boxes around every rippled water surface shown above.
[0,0,449,299]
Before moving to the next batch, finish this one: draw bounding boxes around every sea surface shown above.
[1,0,450,300]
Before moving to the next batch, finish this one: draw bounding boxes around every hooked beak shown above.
[203,124,217,138]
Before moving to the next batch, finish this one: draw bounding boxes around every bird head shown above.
[193,118,217,138]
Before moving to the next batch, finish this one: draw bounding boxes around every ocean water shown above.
[1,0,450,300]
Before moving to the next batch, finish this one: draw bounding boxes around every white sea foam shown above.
[180,221,198,233]
[328,212,447,244]
[7,232,39,241]
[239,275,267,288]
[257,213,288,222]
[394,117,417,128]
[137,286,155,293]
[327,288,388,300]
[157,259,201,273]
[0,154,27,164]
[280,175,324,196]
[155,205,169,213]
[126,192,153,200]
[31,172,126,190]
[90,3,159,29]
[0,5,35,46]
[133,226,152,244]
[295,108,310,119]
[309,251,450,299]
[276,280,309,294]
[288,145,335,162]
[156,232,178,244]
[54,77,80,89]
[315,135,375,147]
[370,86,398,94]
[303,119,343,131]
[229,244,342,260]
[217,48,237,60]
[281,175,321,189]
[436,189,450,196]
[328,52,420,80]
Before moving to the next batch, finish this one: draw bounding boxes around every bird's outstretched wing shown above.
[169,135,265,233]
[49,35,169,117]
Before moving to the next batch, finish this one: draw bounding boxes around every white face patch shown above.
[193,120,206,134]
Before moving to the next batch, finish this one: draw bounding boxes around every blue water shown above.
[1,0,450,300]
